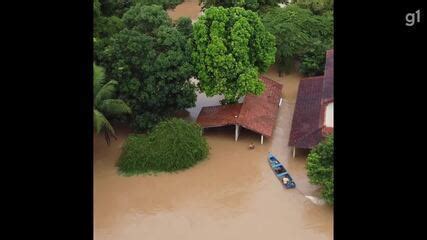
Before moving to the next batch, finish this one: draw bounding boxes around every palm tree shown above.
[93,63,131,144]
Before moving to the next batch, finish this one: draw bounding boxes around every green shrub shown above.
[117,118,209,175]
[306,134,334,204]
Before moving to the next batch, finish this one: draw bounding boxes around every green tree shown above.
[191,7,276,104]
[199,0,287,11]
[98,4,196,131]
[94,0,187,63]
[175,17,193,38]
[306,134,334,204]
[294,0,333,15]
[135,0,184,10]
[98,0,184,18]
[122,3,172,32]
[94,0,126,63]
[262,5,333,76]
[299,11,333,76]
[93,63,132,144]
[262,5,312,76]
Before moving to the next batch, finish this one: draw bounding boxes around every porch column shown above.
[292,147,296,158]
[261,135,264,144]
[235,124,240,141]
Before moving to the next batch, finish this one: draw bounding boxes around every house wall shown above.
[325,102,334,127]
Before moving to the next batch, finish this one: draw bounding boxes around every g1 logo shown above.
[405,9,421,26]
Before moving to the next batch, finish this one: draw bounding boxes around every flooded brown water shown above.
[263,64,304,102]
[94,4,332,240]
[167,0,202,22]
[94,71,332,240]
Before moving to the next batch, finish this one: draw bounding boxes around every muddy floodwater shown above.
[167,0,202,22]
[94,3,332,239]
[94,68,332,240]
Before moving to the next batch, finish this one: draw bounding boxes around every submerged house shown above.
[289,49,334,157]
[196,76,283,144]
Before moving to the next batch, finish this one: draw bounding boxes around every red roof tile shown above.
[196,103,242,128]
[289,49,334,148]
[323,49,334,102]
[196,76,283,137]
[289,76,324,148]
[237,76,282,137]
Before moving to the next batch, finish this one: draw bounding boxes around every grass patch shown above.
[117,118,209,176]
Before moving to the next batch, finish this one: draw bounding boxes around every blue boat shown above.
[268,152,296,189]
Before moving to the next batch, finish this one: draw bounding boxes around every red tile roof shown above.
[196,76,283,137]
[289,49,334,148]
[323,49,334,103]
[196,103,242,128]
[237,76,283,137]
[289,76,324,148]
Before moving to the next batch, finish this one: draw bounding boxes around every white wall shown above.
[325,102,334,128]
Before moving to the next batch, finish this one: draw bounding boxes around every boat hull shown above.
[268,152,296,189]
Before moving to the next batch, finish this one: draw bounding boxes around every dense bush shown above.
[261,5,333,76]
[306,134,334,204]
[117,118,209,175]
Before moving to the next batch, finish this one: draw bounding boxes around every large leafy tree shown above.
[135,0,184,10]
[199,0,287,11]
[175,17,193,38]
[93,63,132,144]
[191,7,276,104]
[294,0,333,15]
[98,4,196,131]
[307,135,334,204]
[299,10,333,76]
[94,0,125,63]
[262,4,333,76]
[94,0,184,63]
[99,0,184,17]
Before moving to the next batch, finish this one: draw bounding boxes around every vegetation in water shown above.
[93,63,132,144]
[306,134,334,204]
[191,6,276,104]
[261,4,333,76]
[117,118,209,175]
